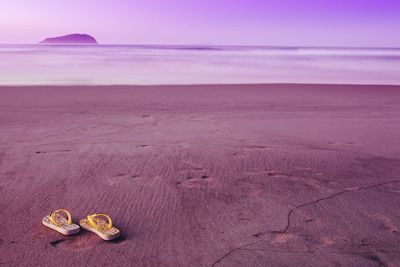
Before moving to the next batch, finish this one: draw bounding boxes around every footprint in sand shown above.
[245,169,286,177]
[36,150,72,154]
[176,174,214,189]
[327,141,355,145]
[246,169,327,190]
[320,236,334,246]
[137,144,149,148]
[270,233,296,244]
[371,214,399,233]
[239,145,270,150]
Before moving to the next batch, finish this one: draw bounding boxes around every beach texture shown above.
[0,84,400,266]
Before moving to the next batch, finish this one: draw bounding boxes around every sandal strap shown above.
[87,213,113,230]
[49,209,72,226]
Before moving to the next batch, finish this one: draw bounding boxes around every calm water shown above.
[1,44,400,85]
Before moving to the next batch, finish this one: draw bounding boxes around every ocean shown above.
[0,44,399,85]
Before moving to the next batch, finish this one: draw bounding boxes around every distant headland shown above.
[39,34,98,44]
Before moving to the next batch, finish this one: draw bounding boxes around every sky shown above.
[1,0,400,47]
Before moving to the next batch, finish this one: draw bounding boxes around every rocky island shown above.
[39,34,98,44]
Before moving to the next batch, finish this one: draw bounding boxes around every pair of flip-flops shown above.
[42,209,120,241]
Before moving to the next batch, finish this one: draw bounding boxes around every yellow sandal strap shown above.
[49,209,72,226]
[87,213,113,230]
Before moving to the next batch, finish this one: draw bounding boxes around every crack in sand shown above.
[211,240,264,267]
[241,247,313,254]
[280,179,400,233]
[211,179,400,267]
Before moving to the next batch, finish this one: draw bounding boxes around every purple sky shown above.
[1,0,400,47]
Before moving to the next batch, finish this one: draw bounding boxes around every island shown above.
[39,34,98,44]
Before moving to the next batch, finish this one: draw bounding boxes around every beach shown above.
[1,84,400,266]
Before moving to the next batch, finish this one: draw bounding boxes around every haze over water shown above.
[1,44,400,85]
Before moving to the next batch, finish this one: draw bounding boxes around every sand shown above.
[0,84,399,266]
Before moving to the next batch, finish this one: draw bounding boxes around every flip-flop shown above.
[42,209,80,235]
[79,213,120,241]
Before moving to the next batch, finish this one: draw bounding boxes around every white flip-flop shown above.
[79,213,120,241]
[42,209,80,235]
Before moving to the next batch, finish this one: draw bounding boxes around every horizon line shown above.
[1,42,400,50]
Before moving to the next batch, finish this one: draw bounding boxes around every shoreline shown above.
[1,83,400,87]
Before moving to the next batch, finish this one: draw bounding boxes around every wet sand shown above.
[0,84,400,266]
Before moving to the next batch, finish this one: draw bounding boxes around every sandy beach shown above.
[1,84,400,266]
